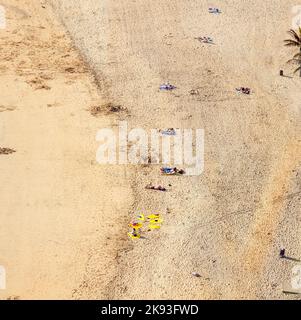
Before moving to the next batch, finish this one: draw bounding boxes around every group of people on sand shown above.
[128,165,185,238]
[194,10,253,96]
[128,161,185,239]
[128,214,162,239]
[129,7,229,240]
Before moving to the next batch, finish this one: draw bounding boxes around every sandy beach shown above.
[0,0,301,299]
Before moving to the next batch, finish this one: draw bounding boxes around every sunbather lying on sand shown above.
[209,7,221,14]
[160,83,176,91]
[128,229,140,239]
[236,87,251,95]
[146,183,167,191]
[159,128,176,136]
[160,167,185,175]
[196,36,214,44]
[147,214,160,220]
[128,221,143,229]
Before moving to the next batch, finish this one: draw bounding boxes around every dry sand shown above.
[0,0,301,299]
[0,0,133,299]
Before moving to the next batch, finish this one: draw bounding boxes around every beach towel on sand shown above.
[160,128,176,136]
[160,83,176,91]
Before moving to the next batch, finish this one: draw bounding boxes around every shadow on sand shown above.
[282,256,301,262]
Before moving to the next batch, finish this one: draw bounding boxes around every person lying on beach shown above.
[128,221,143,229]
[159,128,176,136]
[160,167,185,175]
[236,87,251,95]
[209,7,221,14]
[196,36,214,44]
[145,183,167,191]
[147,214,160,220]
[160,83,176,91]
[137,214,145,221]
[128,229,140,239]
